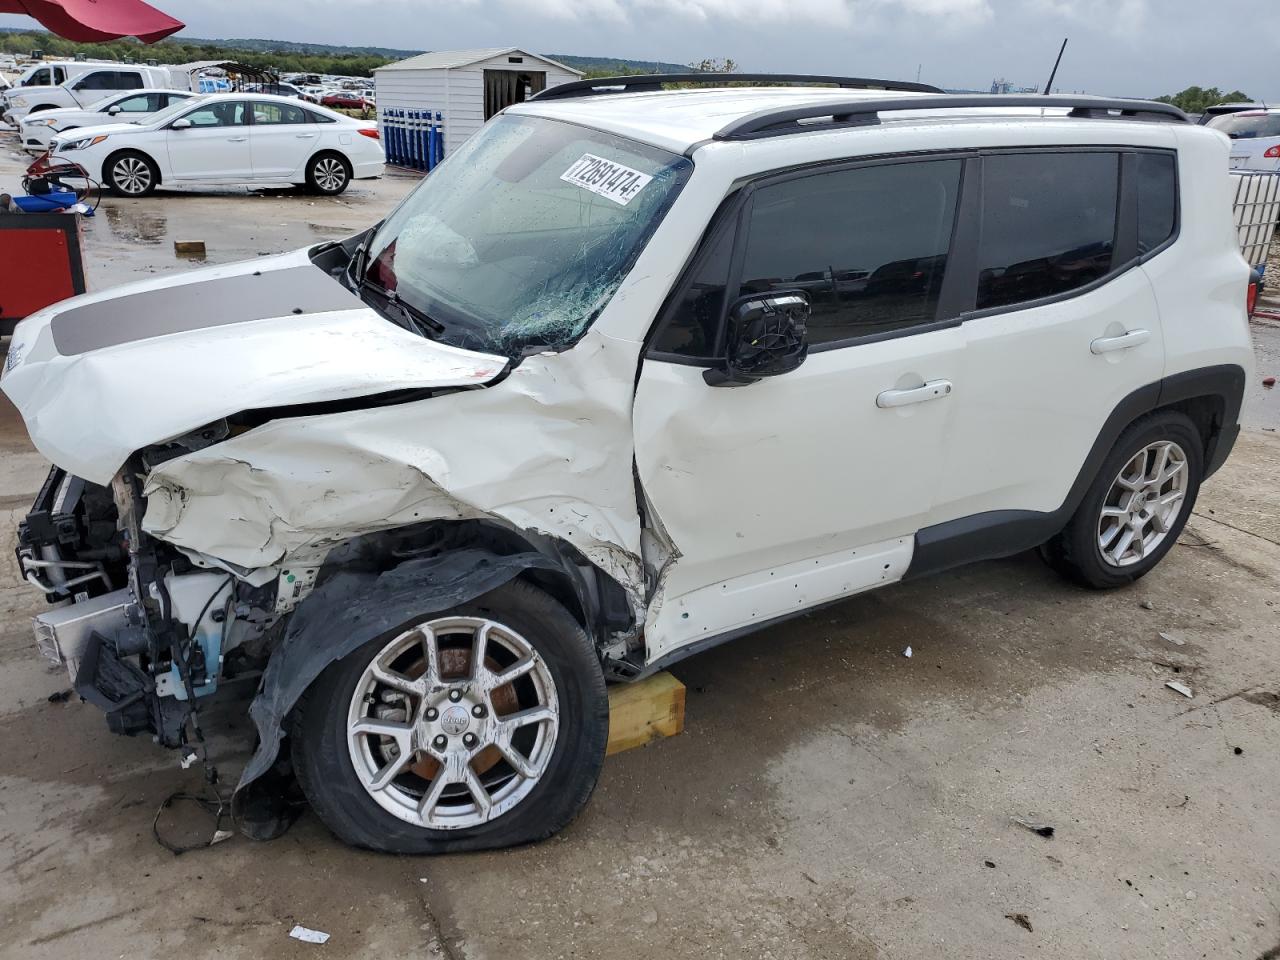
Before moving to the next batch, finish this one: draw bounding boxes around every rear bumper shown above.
[353,159,385,180]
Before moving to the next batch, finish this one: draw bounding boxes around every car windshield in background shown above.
[144,96,210,127]
[1209,113,1280,139]
[362,114,692,357]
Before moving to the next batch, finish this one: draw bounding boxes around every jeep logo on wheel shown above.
[440,705,469,736]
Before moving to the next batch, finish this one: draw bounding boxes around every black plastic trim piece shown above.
[715,95,1189,141]
[904,364,1247,580]
[530,73,943,102]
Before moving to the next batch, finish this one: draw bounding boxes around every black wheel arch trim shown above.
[232,548,565,822]
[905,363,1246,580]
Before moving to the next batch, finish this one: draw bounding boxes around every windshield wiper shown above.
[355,275,446,338]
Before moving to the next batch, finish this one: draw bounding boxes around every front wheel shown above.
[292,580,609,853]
[104,150,158,197]
[1042,410,1203,589]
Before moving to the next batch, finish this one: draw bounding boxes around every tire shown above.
[292,579,609,853]
[305,152,351,195]
[1042,410,1203,589]
[103,150,158,197]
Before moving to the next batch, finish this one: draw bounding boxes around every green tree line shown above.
[0,31,390,77]
[1154,86,1252,115]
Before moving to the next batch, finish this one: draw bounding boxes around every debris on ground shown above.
[1159,631,1185,646]
[984,860,996,868]
[1140,600,1155,610]
[1234,747,1244,756]
[903,646,913,658]
[47,688,72,703]
[174,240,206,256]
[1012,816,1055,839]
[1005,912,1034,932]
[289,925,330,944]
[1165,681,1194,698]
[1263,377,1276,388]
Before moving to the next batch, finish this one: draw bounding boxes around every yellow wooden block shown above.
[606,671,686,756]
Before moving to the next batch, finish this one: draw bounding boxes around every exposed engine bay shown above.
[21,459,284,749]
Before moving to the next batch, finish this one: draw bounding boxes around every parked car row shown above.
[25,93,384,196]
[17,88,196,154]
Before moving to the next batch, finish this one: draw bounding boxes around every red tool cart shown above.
[0,213,87,335]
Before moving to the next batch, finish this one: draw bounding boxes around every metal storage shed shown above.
[373,48,583,156]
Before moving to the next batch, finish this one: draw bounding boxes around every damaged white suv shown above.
[2,75,1255,853]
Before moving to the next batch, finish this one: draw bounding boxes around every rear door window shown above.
[976,152,1119,312]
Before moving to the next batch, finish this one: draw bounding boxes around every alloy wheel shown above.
[112,156,152,195]
[313,157,347,192]
[1097,440,1189,567]
[346,617,559,830]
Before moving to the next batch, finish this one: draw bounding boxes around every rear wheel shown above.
[292,580,608,853]
[305,152,351,195]
[104,150,158,197]
[1042,411,1202,589]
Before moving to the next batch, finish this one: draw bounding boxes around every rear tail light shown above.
[1248,281,1259,318]
[357,128,380,140]
[1265,145,1280,159]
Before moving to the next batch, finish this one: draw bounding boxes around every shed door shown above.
[483,70,546,120]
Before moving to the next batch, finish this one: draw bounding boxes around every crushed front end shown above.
[21,458,283,749]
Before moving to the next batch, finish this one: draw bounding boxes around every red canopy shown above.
[0,0,184,43]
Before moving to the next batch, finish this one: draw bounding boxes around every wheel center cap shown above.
[440,705,469,736]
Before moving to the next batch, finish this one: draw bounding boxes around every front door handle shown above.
[295,133,317,138]
[1090,328,1150,355]
[227,136,248,142]
[877,379,954,409]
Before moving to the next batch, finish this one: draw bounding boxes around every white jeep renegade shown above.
[2,75,1256,853]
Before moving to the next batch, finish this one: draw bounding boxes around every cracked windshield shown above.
[361,114,692,357]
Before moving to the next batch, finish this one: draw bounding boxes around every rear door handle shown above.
[877,379,954,409]
[227,136,248,142]
[1090,329,1150,354]
[295,133,317,138]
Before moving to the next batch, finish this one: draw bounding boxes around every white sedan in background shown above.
[1209,109,1280,172]
[19,89,196,154]
[44,93,385,196]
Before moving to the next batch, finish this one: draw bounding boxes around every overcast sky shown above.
[4,0,1278,100]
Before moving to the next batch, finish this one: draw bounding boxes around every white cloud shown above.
[443,0,992,29]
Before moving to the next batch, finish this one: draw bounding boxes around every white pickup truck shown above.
[1,64,186,123]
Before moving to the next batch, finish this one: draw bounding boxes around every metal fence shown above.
[1231,170,1280,274]
[380,109,444,172]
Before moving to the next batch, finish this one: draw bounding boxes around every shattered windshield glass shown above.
[361,114,692,357]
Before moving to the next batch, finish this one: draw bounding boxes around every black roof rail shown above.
[528,73,944,102]
[715,94,1190,140]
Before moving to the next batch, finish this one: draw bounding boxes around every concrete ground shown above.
[2,136,1279,960]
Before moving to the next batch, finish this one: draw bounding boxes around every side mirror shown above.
[107,105,122,115]
[705,291,810,387]
[170,117,191,130]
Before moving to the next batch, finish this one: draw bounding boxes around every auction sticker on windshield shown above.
[560,154,654,206]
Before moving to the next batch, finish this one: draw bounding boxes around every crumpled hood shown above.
[1,248,507,484]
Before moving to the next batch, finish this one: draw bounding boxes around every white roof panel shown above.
[375,48,582,75]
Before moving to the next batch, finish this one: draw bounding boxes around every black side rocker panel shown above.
[905,364,1246,580]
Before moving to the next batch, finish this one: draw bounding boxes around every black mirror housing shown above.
[705,291,810,386]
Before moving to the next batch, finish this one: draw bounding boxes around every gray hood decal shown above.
[50,264,362,355]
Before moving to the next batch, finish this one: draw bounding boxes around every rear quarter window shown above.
[1135,152,1178,255]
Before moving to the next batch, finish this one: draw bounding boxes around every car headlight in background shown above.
[26,117,59,128]
[12,96,28,107]
[60,135,108,151]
